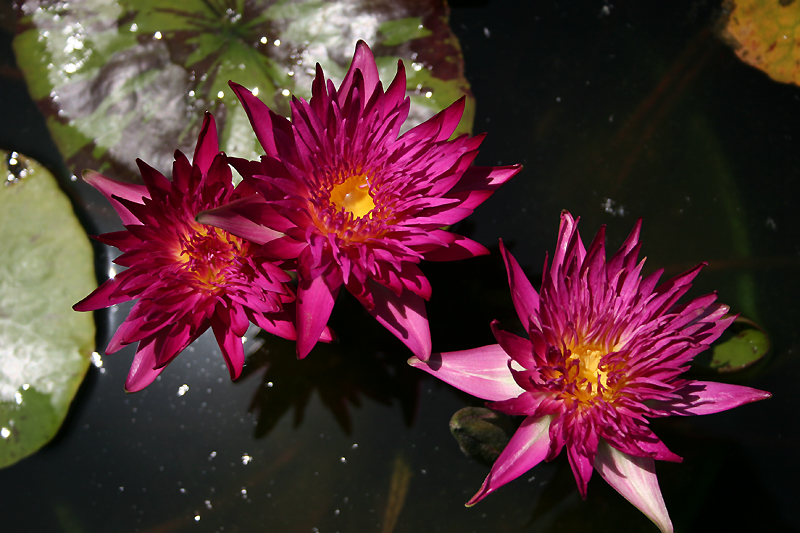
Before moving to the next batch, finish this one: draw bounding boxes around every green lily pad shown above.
[13,0,474,184]
[450,406,517,467]
[709,317,770,373]
[0,150,96,469]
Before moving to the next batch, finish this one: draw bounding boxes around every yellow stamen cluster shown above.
[176,226,244,290]
[329,173,375,219]
[565,343,614,403]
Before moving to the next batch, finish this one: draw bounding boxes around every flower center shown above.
[565,343,612,403]
[329,174,375,218]
[177,226,244,290]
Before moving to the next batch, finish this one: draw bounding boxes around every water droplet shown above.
[217,90,225,99]
[340,457,347,464]
[241,454,252,465]
[208,451,217,460]
[281,89,290,97]
[194,514,200,521]
[351,443,358,449]
[154,31,162,40]
[274,39,281,46]
[240,487,248,498]
[14,392,22,405]
[266,382,273,388]
[204,500,212,509]
[91,352,103,368]
[0,428,10,438]
[424,91,433,98]
[177,384,189,396]
[130,23,138,32]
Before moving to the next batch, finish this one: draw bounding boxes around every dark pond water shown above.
[1,1,798,532]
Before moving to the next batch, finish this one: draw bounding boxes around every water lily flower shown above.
[74,113,306,392]
[198,41,521,359]
[409,211,770,532]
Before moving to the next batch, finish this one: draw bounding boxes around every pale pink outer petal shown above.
[82,169,148,226]
[367,284,432,360]
[654,381,771,416]
[594,439,673,533]
[197,198,288,245]
[499,240,540,330]
[124,340,165,393]
[466,415,553,506]
[296,275,339,359]
[408,344,525,402]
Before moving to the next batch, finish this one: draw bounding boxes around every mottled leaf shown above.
[709,317,770,372]
[449,406,517,467]
[721,0,800,86]
[0,150,96,469]
[13,0,474,183]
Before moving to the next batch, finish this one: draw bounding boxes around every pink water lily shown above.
[409,211,770,532]
[198,41,520,359]
[74,113,312,392]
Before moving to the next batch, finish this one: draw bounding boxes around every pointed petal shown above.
[211,315,245,380]
[367,282,431,360]
[82,169,148,226]
[339,40,380,103]
[296,275,339,359]
[229,81,290,157]
[422,232,489,261]
[193,112,220,174]
[653,380,771,416]
[73,269,137,311]
[124,339,165,392]
[408,344,524,402]
[499,241,540,331]
[594,440,673,533]
[197,197,289,246]
[567,443,596,499]
[466,415,553,506]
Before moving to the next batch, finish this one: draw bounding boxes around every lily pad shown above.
[13,0,474,184]
[449,406,517,467]
[709,317,770,372]
[0,150,96,468]
[721,0,800,86]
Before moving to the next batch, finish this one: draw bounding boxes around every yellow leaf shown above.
[723,0,800,85]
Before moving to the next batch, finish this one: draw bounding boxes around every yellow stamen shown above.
[566,344,612,402]
[330,174,375,218]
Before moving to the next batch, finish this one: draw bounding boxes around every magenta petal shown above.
[466,415,553,506]
[366,283,431,360]
[211,315,245,380]
[193,112,220,174]
[124,339,165,392]
[229,81,284,157]
[296,275,339,359]
[339,40,380,103]
[654,380,771,416]
[73,269,136,311]
[594,440,673,533]
[197,197,288,245]
[499,240,540,330]
[408,344,524,402]
[82,170,148,226]
[423,232,489,261]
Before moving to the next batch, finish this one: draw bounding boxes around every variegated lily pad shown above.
[0,150,96,468]
[13,0,474,183]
